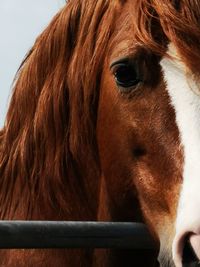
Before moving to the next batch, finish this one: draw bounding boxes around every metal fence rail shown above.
[0,221,154,249]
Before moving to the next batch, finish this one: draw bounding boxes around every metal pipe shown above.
[0,221,155,249]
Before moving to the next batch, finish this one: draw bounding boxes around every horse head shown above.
[1,0,200,266]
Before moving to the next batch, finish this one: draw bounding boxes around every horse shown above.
[0,0,200,266]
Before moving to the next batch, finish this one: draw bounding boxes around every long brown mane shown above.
[0,0,199,220]
[0,0,120,220]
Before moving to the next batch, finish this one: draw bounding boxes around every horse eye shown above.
[113,63,141,90]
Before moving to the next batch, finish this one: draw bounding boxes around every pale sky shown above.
[0,0,65,127]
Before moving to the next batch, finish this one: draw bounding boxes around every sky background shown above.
[0,0,65,127]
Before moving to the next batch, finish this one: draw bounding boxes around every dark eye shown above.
[113,63,141,89]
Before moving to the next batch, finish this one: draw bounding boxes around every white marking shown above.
[161,44,200,267]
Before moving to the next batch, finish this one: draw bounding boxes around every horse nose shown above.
[173,232,200,267]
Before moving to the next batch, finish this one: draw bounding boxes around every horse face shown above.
[97,2,200,266]
[97,44,182,267]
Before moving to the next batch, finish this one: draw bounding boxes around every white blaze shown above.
[161,45,200,267]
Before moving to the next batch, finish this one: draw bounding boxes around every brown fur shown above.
[0,0,200,266]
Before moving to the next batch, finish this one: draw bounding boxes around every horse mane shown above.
[0,0,120,219]
[0,0,199,220]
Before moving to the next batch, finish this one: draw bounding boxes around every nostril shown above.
[182,234,199,265]
[189,234,200,262]
[173,233,200,267]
